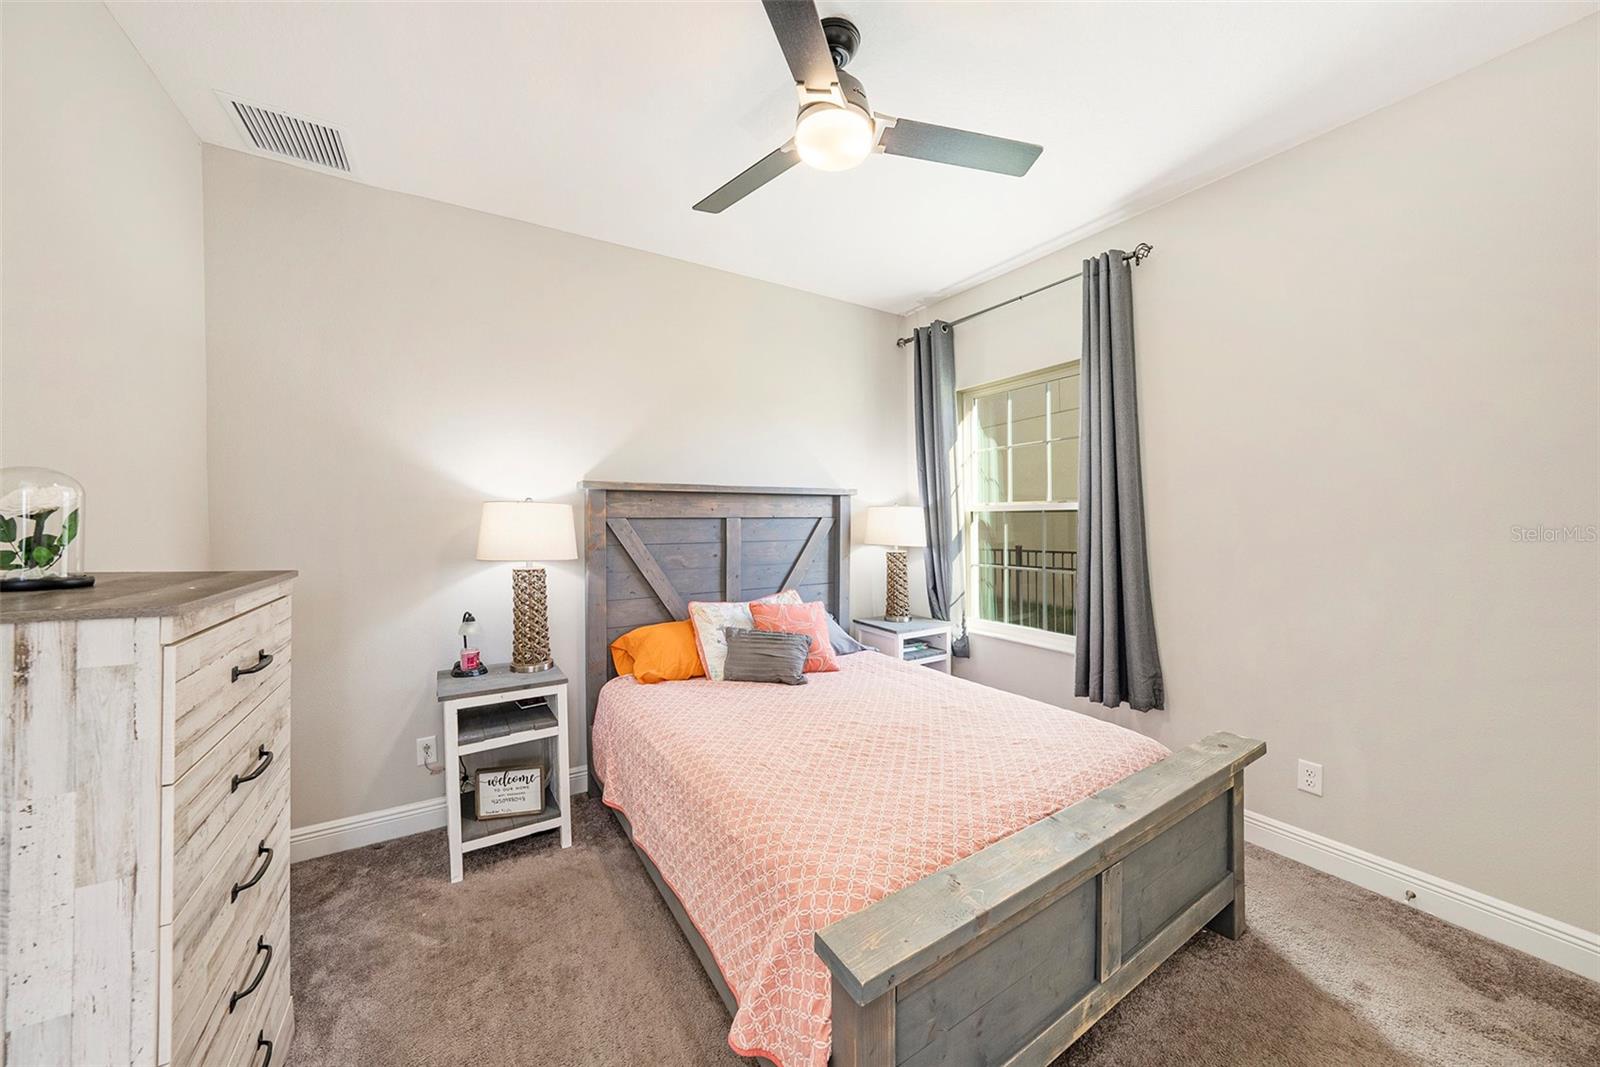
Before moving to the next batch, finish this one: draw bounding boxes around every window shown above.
[959,366,1079,646]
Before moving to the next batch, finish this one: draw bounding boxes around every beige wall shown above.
[912,18,1599,929]
[202,146,915,828]
[1,1,208,569]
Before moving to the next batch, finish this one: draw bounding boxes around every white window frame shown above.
[957,364,1079,653]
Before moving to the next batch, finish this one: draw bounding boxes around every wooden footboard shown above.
[816,732,1265,1067]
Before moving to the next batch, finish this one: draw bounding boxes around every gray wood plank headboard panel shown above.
[581,481,855,794]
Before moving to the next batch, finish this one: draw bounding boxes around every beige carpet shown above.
[290,795,1599,1067]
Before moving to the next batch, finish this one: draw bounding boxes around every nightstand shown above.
[436,663,571,883]
[853,617,954,673]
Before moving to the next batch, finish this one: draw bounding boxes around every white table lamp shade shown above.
[865,505,927,549]
[476,501,577,562]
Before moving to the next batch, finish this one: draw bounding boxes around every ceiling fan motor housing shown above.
[834,69,869,115]
[796,68,871,133]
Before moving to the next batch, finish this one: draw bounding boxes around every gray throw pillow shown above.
[826,614,869,655]
[722,626,811,685]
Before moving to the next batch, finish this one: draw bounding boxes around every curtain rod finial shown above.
[1130,242,1154,265]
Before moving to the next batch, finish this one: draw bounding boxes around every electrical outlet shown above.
[416,736,437,768]
[1297,759,1323,796]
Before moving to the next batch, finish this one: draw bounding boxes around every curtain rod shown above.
[894,243,1154,347]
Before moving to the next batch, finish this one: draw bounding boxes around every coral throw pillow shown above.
[749,600,839,673]
[687,590,803,681]
[610,621,704,684]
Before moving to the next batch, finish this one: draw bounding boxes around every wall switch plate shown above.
[1298,759,1323,796]
[416,736,437,768]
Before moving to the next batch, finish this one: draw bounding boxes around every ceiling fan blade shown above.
[762,0,837,91]
[879,118,1043,177]
[693,141,800,213]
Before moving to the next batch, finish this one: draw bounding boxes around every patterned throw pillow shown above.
[687,590,803,682]
[721,627,810,685]
[748,599,840,673]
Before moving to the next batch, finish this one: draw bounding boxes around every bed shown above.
[582,481,1264,1067]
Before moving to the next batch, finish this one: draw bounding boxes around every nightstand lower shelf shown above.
[460,784,563,852]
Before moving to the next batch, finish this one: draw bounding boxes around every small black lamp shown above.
[452,611,488,677]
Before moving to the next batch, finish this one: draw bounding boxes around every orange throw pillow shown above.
[609,621,705,684]
[748,600,839,673]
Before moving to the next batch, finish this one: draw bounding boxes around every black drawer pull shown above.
[255,1030,273,1067]
[231,745,274,793]
[229,936,273,1013]
[231,840,274,903]
[232,748,275,796]
[232,649,274,683]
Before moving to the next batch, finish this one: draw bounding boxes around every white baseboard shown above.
[291,765,589,863]
[1244,809,1599,981]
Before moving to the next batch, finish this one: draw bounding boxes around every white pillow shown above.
[688,590,802,682]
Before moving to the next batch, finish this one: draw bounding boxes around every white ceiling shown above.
[108,1,1593,314]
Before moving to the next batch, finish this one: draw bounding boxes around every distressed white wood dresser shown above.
[2,571,296,1066]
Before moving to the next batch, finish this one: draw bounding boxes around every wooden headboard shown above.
[581,481,855,792]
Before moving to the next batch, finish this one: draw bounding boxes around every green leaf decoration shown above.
[30,545,53,566]
[34,533,56,548]
[0,551,16,570]
[61,509,79,546]
[0,517,14,541]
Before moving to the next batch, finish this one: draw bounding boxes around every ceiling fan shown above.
[693,1,1044,213]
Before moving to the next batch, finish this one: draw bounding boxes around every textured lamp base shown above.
[884,548,911,623]
[511,566,554,673]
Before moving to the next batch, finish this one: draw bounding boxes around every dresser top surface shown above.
[0,571,296,624]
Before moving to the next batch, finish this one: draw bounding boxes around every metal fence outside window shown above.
[976,547,1075,632]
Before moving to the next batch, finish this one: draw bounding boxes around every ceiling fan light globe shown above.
[794,104,875,172]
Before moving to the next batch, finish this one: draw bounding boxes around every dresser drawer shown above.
[172,772,290,1013]
[167,595,292,781]
[171,676,290,920]
[219,931,292,1067]
[172,870,290,1067]
[259,972,294,1067]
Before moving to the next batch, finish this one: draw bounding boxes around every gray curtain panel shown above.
[913,322,969,657]
[1074,251,1164,710]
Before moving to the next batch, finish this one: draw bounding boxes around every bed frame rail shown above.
[816,731,1265,1067]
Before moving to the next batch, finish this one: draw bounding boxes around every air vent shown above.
[220,94,350,173]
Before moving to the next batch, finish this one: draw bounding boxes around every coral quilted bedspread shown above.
[591,651,1170,1067]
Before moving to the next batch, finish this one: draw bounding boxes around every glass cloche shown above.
[0,467,94,591]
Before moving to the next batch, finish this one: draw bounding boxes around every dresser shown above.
[1,572,296,1067]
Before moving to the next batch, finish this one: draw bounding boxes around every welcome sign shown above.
[475,759,547,819]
